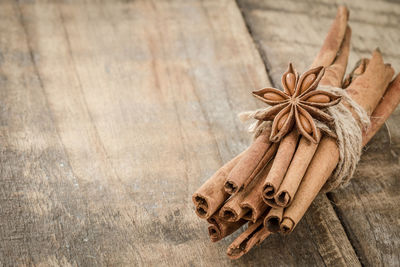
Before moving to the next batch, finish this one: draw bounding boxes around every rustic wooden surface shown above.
[0,0,398,266]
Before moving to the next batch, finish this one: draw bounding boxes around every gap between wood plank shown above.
[233,0,277,89]
[326,192,364,265]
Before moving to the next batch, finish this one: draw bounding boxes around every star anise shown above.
[252,63,341,143]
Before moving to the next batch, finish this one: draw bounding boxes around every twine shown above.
[239,86,370,192]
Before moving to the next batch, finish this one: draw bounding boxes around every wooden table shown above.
[0,0,399,266]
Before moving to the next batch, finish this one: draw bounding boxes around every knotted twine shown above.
[238,85,370,192]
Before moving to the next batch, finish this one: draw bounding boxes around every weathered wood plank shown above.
[237,0,400,266]
[0,0,360,265]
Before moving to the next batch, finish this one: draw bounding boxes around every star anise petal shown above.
[252,88,289,105]
[295,105,321,143]
[270,105,295,142]
[299,103,334,124]
[300,90,341,108]
[254,103,288,121]
[294,66,325,97]
[281,63,299,96]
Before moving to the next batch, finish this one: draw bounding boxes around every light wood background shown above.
[0,0,398,266]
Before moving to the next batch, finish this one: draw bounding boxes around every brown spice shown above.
[208,214,247,242]
[252,64,341,143]
[363,73,400,146]
[274,136,319,207]
[281,137,339,234]
[226,214,271,259]
[240,161,274,223]
[220,160,273,222]
[262,131,299,201]
[264,207,284,233]
[224,129,277,194]
[192,151,245,219]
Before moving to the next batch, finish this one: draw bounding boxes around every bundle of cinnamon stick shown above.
[192,6,400,259]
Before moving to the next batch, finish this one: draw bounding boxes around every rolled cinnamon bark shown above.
[240,161,274,223]
[363,73,400,145]
[193,151,245,219]
[262,131,299,201]
[311,6,349,68]
[226,215,271,259]
[264,207,284,233]
[342,58,369,89]
[347,49,395,115]
[274,136,319,207]
[219,192,249,222]
[225,129,278,194]
[220,161,273,222]
[280,218,295,234]
[281,52,395,233]
[241,204,270,224]
[280,136,339,234]
[207,214,247,242]
[320,26,351,87]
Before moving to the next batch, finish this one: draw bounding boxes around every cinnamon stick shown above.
[262,131,299,201]
[311,6,349,68]
[320,26,351,87]
[220,161,273,222]
[264,207,284,233]
[193,151,245,219]
[219,192,249,222]
[226,215,271,259]
[362,73,400,146]
[207,214,247,242]
[280,136,339,234]
[347,49,395,115]
[240,161,274,223]
[274,136,319,207]
[224,129,278,194]
[342,58,369,89]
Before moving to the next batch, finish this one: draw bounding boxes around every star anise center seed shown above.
[289,98,299,105]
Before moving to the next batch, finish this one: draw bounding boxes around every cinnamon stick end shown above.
[264,216,281,233]
[193,194,207,207]
[220,208,238,222]
[338,5,349,19]
[193,194,210,218]
[280,218,295,234]
[226,246,244,260]
[241,205,254,222]
[262,184,276,200]
[208,225,221,242]
[195,206,208,218]
[275,191,290,207]
[371,48,384,65]
[224,181,239,194]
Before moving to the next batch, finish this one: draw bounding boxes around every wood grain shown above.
[0,0,395,265]
[237,0,400,266]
